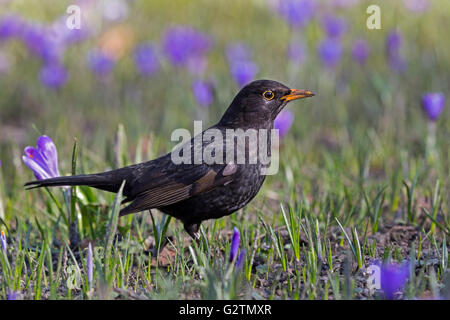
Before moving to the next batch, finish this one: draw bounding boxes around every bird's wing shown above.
[119,161,238,216]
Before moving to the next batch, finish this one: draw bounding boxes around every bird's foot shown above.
[184,223,201,241]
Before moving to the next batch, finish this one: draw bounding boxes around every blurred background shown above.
[0,0,448,212]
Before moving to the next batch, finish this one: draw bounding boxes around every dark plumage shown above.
[25,80,314,239]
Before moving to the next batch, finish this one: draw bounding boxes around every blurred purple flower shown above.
[0,15,25,40]
[386,30,402,56]
[192,79,214,108]
[422,93,445,121]
[380,262,410,299]
[87,242,93,290]
[22,135,60,180]
[351,39,370,65]
[162,26,212,68]
[134,43,160,76]
[318,38,343,69]
[322,15,347,39]
[386,30,407,72]
[226,43,259,87]
[287,40,306,65]
[229,62,258,87]
[6,290,18,300]
[229,227,240,263]
[389,53,407,73]
[39,63,68,89]
[20,23,61,63]
[236,249,245,272]
[87,49,115,77]
[1,231,6,252]
[403,0,429,13]
[48,17,90,46]
[277,0,316,28]
[274,109,294,138]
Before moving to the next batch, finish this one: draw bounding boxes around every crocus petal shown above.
[380,262,410,299]
[322,15,347,39]
[36,135,60,177]
[192,79,213,107]
[274,109,294,138]
[422,93,445,121]
[229,227,240,262]
[87,49,115,76]
[318,38,343,69]
[226,43,259,87]
[22,155,51,180]
[351,39,370,65]
[134,43,160,76]
[236,249,245,271]
[162,26,212,68]
[1,231,6,251]
[39,63,68,89]
[24,146,49,173]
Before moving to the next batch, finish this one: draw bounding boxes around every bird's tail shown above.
[24,166,137,195]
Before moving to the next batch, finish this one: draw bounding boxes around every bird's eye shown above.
[263,90,274,100]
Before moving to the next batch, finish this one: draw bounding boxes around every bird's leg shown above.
[184,223,201,241]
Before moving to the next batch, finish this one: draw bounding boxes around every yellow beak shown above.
[281,89,315,101]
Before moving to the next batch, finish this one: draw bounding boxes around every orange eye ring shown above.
[263,90,274,100]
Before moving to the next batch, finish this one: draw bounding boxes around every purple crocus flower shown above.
[20,23,60,63]
[0,15,25,40]
[318,38,343,69]
[229,227,240,263]
[1,231,6,252]
[134,43,160,76]
[351,39,370,66]
[274,109,294,138]
[386,30,402,56]
[386,30,406,73]
[192,79,214,108]
[277,0,316,28]
[229,62,258,88]
[235,249,245,272]
[380,262,410,299]
[422,93,445,121]
[287,40,306,65]
[162,26,212,68]
[87,242,93,290]
[22,135,60,180]
[39,63,68,89]
[87,49,115,77]
[226,43,259,87]
[322,15,347,39]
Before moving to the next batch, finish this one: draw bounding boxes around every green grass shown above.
[0,0,449,300]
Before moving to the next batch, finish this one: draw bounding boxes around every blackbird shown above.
[25,80,314,239]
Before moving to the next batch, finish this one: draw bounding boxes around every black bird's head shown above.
[219,79,314,129]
